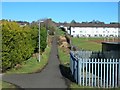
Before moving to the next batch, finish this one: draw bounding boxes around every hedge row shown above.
[40,27,47,52]
[2,20,47,72]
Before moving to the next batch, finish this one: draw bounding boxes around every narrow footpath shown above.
[2,36,68,89]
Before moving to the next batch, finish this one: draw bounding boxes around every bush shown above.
[2,20,47,72]
[40,27,47,52]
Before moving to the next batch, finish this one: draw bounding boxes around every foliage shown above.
[70,20,77,24]
[40,27,47,52]
[30,21,47,52]
[6,45,51,74]
[2,20,47,72]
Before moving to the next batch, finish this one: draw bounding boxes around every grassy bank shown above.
[70,83,94,89]
[58,47,70,65]
[56,30,101,88]
[71,37,102,51]
[57,35,98,88]
[1,81,20,89]
[58,46,93,88]
[5,45,51,74]
[4,35,52,74]
[56,28,65,36]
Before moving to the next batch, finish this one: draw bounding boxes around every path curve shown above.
[3,36,68,89]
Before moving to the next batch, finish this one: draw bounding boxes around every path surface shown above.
[2,36,67,89]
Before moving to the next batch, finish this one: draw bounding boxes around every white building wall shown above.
[69,27,118,37]
[67,29,70,34]
[64,27,68,31]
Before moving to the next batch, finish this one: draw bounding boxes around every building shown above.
[17,21,29,27]
[67,23,119,37]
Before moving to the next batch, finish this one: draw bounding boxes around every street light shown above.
[38,20,43,62]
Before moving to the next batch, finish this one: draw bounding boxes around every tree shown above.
[71,20,77,24]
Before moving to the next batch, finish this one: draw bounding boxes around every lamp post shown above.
[38,20,43,62]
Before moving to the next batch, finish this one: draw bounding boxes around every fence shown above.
[70,51,120,88]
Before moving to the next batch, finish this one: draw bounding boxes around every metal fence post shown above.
[78,58,82,85]
[118,59,120,87]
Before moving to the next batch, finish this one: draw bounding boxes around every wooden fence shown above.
[70,51,120,88]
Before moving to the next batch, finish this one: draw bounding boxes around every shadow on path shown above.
[59,64,75,83]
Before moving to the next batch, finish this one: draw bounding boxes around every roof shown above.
[70,23,119,28]
[102,42,120,45]
[56,23,119,28]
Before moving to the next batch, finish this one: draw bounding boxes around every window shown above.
[80,31,82,33]
[110,35,114,37]
[99,34,102,37]
[94,35,97,37]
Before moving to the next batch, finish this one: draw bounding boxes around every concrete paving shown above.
[2,36,68,89]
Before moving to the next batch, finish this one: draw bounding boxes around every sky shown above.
[2,2,119,23]
[1,0,120,2]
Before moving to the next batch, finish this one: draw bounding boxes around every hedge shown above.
[2,20,47,72]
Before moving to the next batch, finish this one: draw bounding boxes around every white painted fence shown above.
[70,51,120,88]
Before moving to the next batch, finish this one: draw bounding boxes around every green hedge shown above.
[40,27,47,52]
[2,20,47,72]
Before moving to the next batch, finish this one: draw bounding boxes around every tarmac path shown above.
[2,36,68,89]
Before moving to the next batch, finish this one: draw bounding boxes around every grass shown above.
[57,28,70,65]
[5,45,51,74]
[1,81,19,89]
[0,80,1,90]
[2,81,15,88]
[58,46,94,89]
[56,28,65,36]
[58,47,70,65]
[4,35,52,74]
[70,83,93,89]
[57,35,120,89]
[70,82,120,89]
[58,46,91,89]
[71,37,102,51]
[1,36,52,89]
[58,35,100,90]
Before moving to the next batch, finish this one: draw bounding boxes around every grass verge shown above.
[58,47,70,65]
[1,35,52,89]
[58,46,93,88]
[56,28,65,36]
[70,83,93,89]
[5,45,51,74]
[5,35,52,74]
[1,81,19,89]
[57,36,98,88]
